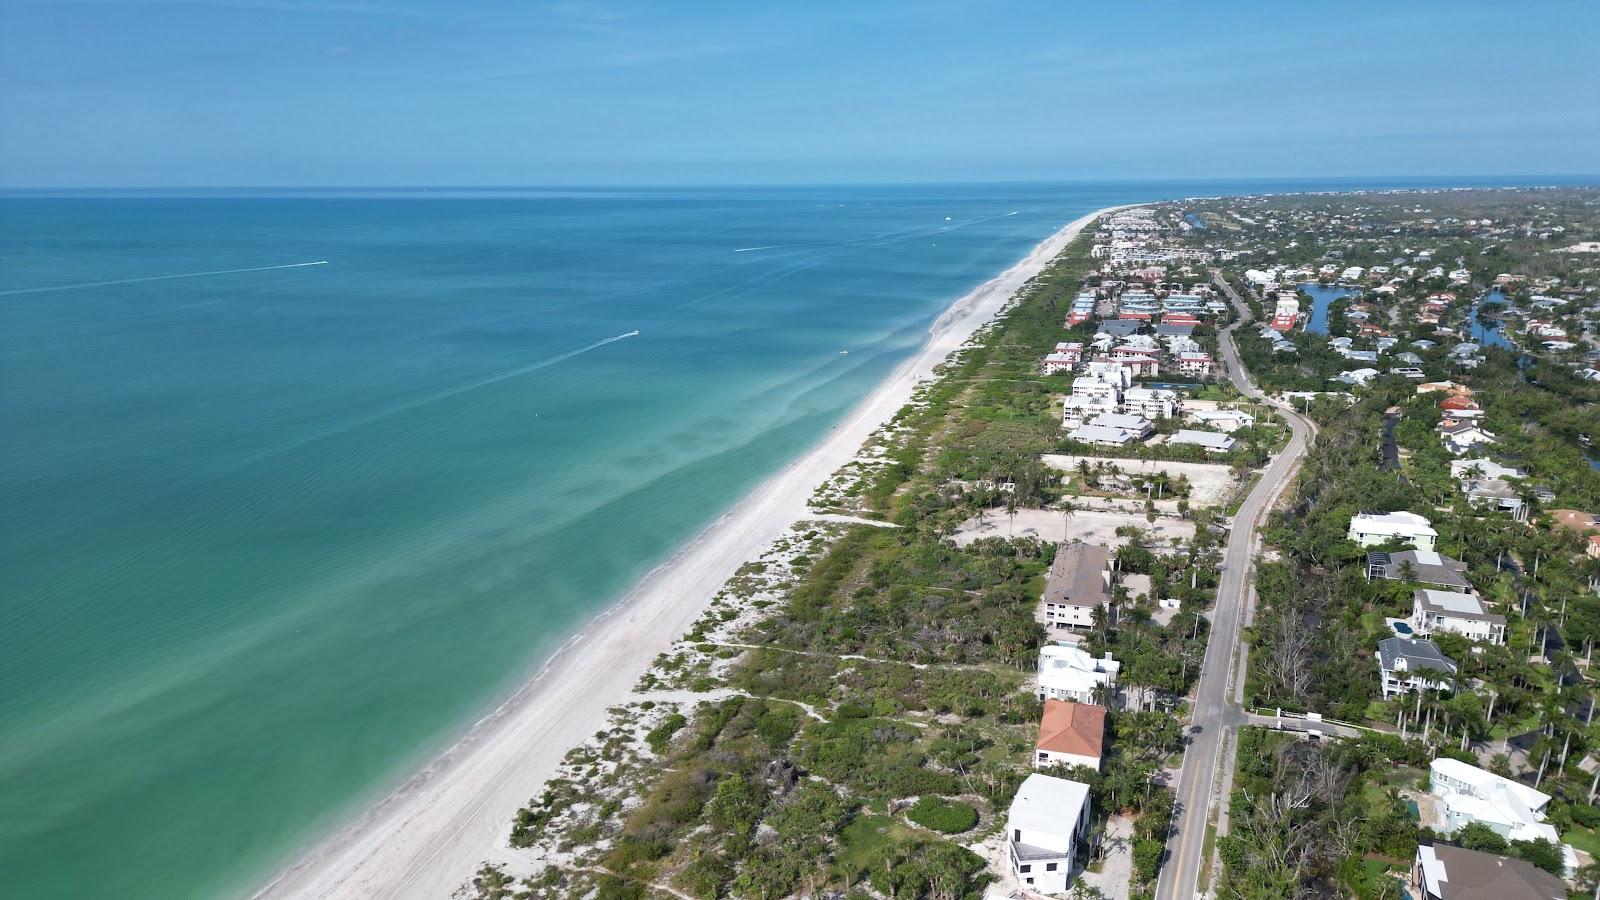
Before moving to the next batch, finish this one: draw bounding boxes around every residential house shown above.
[1062,394,1120,429]
[1038,643,1120,705]
[1040,543,1113,631]
[1095,320,1141,339]
[1006,773,1093,894]
[1349,511,1438,550]
[1061,364,1127,427]
[1429,758,1561,845]
[1067,423,1142,447]
[1440,422,1497,456]
[1412,589,1506,644]
[1189,409,1255,432]
[1332,367,1380,386]
[1548,508,1600,534]
[1450,458,1524,482]
[1412,843,1566,900]
[1366,549,1471,591]
[1034,699,1106,771]
[1100,351,1159,378]
[1087,412,1154,439]
[1175,351,1213,377]
[1378,636,1457,698]
[1041,342,1084,375]
[1168,429,1236,453]
[1462,479,1527,521]
[1122,386,1181,419]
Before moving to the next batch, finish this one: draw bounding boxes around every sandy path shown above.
[250,204,1129,900]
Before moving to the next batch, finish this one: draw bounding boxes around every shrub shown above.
[905,796,978,834]
[644,712,687,754]
[1133,838,1166,882]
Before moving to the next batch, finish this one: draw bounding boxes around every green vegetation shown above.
[472,224,1234,899]
[1204,189,1600,899]
[904,796,979,834]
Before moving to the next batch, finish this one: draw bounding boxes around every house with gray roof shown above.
[1378,636,1458,698]
[1040,543,1114,632]
[1167,429,1235,453]
[1096,320,1142,338]
[1412,589,1506,644]
[1412,843,1565,900]
[1462,479,1527,521]
[1366,549,1471,590]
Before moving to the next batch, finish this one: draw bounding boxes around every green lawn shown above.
[836,814,914,872]
[1561,822,1600,859]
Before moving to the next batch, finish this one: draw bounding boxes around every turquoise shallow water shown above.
[0,179,1577,898]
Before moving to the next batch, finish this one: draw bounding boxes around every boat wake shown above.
[0,260,330,297]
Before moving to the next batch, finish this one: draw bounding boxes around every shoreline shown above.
[250,202,1131,900]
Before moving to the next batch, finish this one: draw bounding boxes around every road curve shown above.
[1152,274,1315,900]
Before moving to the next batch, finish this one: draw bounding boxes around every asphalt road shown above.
[1152,275,1315,900]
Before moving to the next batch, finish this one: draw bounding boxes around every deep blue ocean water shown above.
[0,179,1586,898]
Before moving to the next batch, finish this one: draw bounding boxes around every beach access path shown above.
[1152,273,1316,900]
[251,205,1135,900]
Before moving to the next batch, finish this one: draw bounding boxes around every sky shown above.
[1,0,1596,187]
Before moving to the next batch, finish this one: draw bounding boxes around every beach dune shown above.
[251,204,1125,900]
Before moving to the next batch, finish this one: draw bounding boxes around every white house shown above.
[1035,699,1106,772]
[1440,423,1497,456]
[1061,363,1130,428]
[1412,589,1506,644]
[1007,773,1092,894]
[1041,352,1078,376]
[1378,636,1457,698]
[1189,409,1255,432]
[1332,368,1381,387]
[1061,394,1119,429]
[1038,643,1120,704]
[1175,351,1213,377]
[1122,386,1180,419]
[1450,458,1524,482]
[1067,423,1141,447]
[1462,479,1528,522]
[1430,758,1559,844]
[1349,512,1438,551]
[1087,412,1154,439]
[1168,429,1235,453]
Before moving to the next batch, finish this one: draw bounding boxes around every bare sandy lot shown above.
[950,505,1194,550]
[1042,453,1240,508]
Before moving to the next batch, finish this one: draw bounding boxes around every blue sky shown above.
[1,0,1596,186]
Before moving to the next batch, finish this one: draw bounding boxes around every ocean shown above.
[0,179,1580,898]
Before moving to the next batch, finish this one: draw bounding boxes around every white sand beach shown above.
[251,204,1128,900]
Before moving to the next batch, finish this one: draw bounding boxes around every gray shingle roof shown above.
[1378,636,1458,675]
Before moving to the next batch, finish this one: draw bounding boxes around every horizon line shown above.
[4,173,1600,194]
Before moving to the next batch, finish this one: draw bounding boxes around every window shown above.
[1019,864,1031,873]
[1037,752,1048,761]
[1013,829,1021,841]
[1046,863,1058,872]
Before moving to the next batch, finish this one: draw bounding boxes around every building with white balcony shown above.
[1411,589,1506,644]
[1038,643,1120,704]
[1006,774,1092,894]
[1349,512,1438,551]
